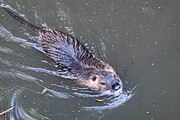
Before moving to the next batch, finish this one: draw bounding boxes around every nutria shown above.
[3,7,122,94]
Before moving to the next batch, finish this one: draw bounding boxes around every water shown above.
[0,0,180,120]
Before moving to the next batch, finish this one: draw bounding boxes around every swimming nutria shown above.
[3,7,122,94]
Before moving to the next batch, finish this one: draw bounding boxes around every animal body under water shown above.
[3,7,123,94]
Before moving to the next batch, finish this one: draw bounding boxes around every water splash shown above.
[83,91,134,111]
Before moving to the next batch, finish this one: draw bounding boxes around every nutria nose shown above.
[112,82,120,90]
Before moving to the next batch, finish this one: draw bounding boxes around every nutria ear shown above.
[104,64,116,73]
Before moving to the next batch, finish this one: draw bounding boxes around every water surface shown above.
[0,0,180,120]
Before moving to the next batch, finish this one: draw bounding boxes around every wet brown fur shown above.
[3,7,121,92]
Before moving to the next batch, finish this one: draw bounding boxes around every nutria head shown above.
[76,65,123,94]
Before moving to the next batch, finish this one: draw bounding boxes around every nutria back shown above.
[40,28,107,72]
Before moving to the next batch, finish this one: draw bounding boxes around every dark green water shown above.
[0,0,180,120]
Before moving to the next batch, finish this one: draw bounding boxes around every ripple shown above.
[46,89,73,99]
[14,63,135,112]
[9,88,51,120]
[0,57,12,66]
[20,65,77,79]
[7,84,134,119]
[0,25,14,40]
[44,81,135,111]
[83,91,134,111]
[0,46,13,54]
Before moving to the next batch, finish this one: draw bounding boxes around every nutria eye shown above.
[100,82,105,85]
[92,76,97,81]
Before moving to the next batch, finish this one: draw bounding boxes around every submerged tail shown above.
[3,7,42,33]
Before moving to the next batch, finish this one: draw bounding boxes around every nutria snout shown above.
[3,8,123,94]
